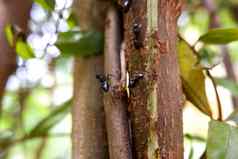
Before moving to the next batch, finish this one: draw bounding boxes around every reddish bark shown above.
[123,0,183,158]
[156,1,183,158]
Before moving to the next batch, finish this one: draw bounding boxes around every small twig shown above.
[199,150,207,159]
[206,70,223,121]
[35,137,47,159]
[1,133,70,155]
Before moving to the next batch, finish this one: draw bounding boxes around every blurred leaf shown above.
[4,24,14,47]
[0,131,14,149]
[16,38,35,60]
[34,0,55,11]
[56,31,104,57]
[199,28,238,44]
[28,100,72,136]
[184,134,206,142]
[215,78,238,96]
[198,47,219,68]
[67,13,78,29]
[226,109,238,124]
[207,120,238,159]
[178,39,212,117]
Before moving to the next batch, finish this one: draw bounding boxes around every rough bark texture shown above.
[156,1,183,158]
[72,0,109,159]
[103,6,132,159]
[0,0,32,110]
[203,0,238,108]
[124,0,183,158]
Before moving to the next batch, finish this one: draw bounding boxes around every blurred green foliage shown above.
[56,31,104,57]
[207,120,238,159]
[199,28,238,44]
[34,0,55,11]
[16,38,35,60]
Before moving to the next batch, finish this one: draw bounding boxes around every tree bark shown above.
[72,0,109,158]
[123,0,183,158]
[0,0,32,111]
[103,6,132,159]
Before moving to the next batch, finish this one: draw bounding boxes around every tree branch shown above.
[103,6,132,159]
[72,0,109,158]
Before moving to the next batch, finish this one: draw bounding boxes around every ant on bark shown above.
[117,0,132,13]
[132,22,143,49]
[128,72,144,88]
[96,72,144,92]
[96,74,110,92]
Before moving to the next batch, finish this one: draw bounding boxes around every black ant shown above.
[96,72,144,92]
[132,22,143,49]
[118,0,131,13]
[96,74,110,92]
[128,73,144,88]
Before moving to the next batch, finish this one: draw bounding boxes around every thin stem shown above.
[1,133,70,154]
[103,6,132,159]
[206,70,223,121]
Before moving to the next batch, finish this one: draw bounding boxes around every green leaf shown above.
[4,24,14,47]
[16,38,35,60]
[178,39,212,117]
[215,78,238,96]
[28,100,72,136]
[199,28,238,44]
[56,31,104,57]
[34,0,55,11]
[207,120,238,159]
[67,13,78,29]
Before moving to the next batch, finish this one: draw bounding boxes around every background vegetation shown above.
[1,0,238,158]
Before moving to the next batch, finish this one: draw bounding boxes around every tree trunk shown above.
[103,6,132,159]
[123,0,183,158]
[0,0,32,111]
[72,0,109,158]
